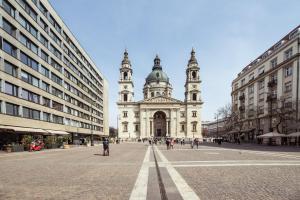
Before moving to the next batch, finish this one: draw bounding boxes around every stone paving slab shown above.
[0,144,147,200]
[177,166,300,200]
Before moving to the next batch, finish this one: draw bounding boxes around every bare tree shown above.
[274,99,297,134]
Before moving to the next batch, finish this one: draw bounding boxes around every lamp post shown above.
[90,99,96,146]
[215,113,219,138]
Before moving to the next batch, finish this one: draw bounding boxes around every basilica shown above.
[117,49,203,139]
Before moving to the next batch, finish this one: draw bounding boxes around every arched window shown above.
[124,94,128,102]
[192,71,197,79]
[192,93,197,101]
[123,72,128,80]
[151,92,154,97]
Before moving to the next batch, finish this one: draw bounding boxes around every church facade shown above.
[117,49,203,139]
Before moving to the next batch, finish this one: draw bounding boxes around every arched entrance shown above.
[153,111,166,137]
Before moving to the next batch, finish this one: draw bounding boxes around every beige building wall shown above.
[231,26,300,135]
[0,0,108,136]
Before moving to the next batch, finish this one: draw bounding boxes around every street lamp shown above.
[90,99,96,146]
[214,113,219,138]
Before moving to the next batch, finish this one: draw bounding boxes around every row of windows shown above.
[1,80,102,123]
[0,37,102,108]
[236,47,294,90]
[1,1,103,98]
[1,101,102,131]
[27,0,104,89]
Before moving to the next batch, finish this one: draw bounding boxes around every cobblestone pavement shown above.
[157,143,300,200]
[0,142,299,200]
[0,143,148,200]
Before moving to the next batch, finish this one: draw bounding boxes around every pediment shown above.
[138,96,183,103]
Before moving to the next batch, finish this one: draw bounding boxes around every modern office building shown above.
[0,0,109,145]
[231,25,300,141]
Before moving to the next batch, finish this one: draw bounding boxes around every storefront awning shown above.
[0,125,47,134]
[46,130,70,135]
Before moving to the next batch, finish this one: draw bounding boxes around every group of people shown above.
[166,138,175,149]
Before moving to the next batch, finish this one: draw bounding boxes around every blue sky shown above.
[50,0,300,127]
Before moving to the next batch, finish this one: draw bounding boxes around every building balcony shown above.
[266,94,277,102]
[239,105,245,111]
[267,79,277,87]
[239,94,245,101]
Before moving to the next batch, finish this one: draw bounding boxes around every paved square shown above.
[0,143,299,200]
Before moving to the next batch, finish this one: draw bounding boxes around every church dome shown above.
[145,55,169,83]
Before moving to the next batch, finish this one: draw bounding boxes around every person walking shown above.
[195,138,199,149]
[166,138,170,150]
[103,138,109,156]
[191,140,194,149]
[170,138,174,149]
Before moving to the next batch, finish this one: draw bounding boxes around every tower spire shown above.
[188,48,198,65]
[153,54,162,70]
[122,49,131,65]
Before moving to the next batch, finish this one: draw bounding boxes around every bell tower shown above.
[185,48,203,139]
[185,48,201,102]
[118,49,134,102]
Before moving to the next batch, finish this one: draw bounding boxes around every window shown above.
[21,71,39,87]
[51,87,63,98]
[123,124,128,132]
[49,15,61,33]
[49,30,61,46]
[2,0,15,18]
[135,124,139,132]
[123,111,128,118]
[151,92,154,97]
[50,59,62,72]
[249,73,254,80]
[52,101,63,112]
[192,111,197,117]
[4,82,18,96]
[270,58,277,68]
[40,65,49,77]
[41,81,50,92]
[192,123,197,132]
[39,18,48,31]
[285,81,292,93]
[192,93,197,101]
[42,97,51,107]
[259,93,264,102]
[40,50,48,62]
[241,79,245,86]
[4,61,17,77]
[23,107,40,120]
[50,44,61,59]
[258,67,264,75]
[134,112,139,117]
[51,72,62,85]
[43,112,51,122]
[180,112,185,117]
[2,19,16,37]
[123,72,128,80]
[3,40,17,58]
[192,71,197,79]
[284,48,293,60]
[258,106,264,115]
[38,2,48,16]
[53,115,63,124]
[20,33,38,54]
[181,124,184,131]
[6,102,19,116]
[248,85,254,94]
[39,34,48,48]
[18,0,37,21]
[285,66,293,77]
[123,94,128,102]
[18,14,37,37]
[20,52,39,71]
[22,89,39,103]
[258,80,264,90]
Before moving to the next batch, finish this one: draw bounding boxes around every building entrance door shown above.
[153,111,166,138]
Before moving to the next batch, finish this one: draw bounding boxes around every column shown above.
[150,121,152,137]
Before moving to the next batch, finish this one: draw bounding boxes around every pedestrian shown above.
[103,138,109,156]
[183,139,185,145]
[170,138,174,149]
[166,138,170,150]
[180,139,183,146]
[191,140,194,149]
[195,138,199,149]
